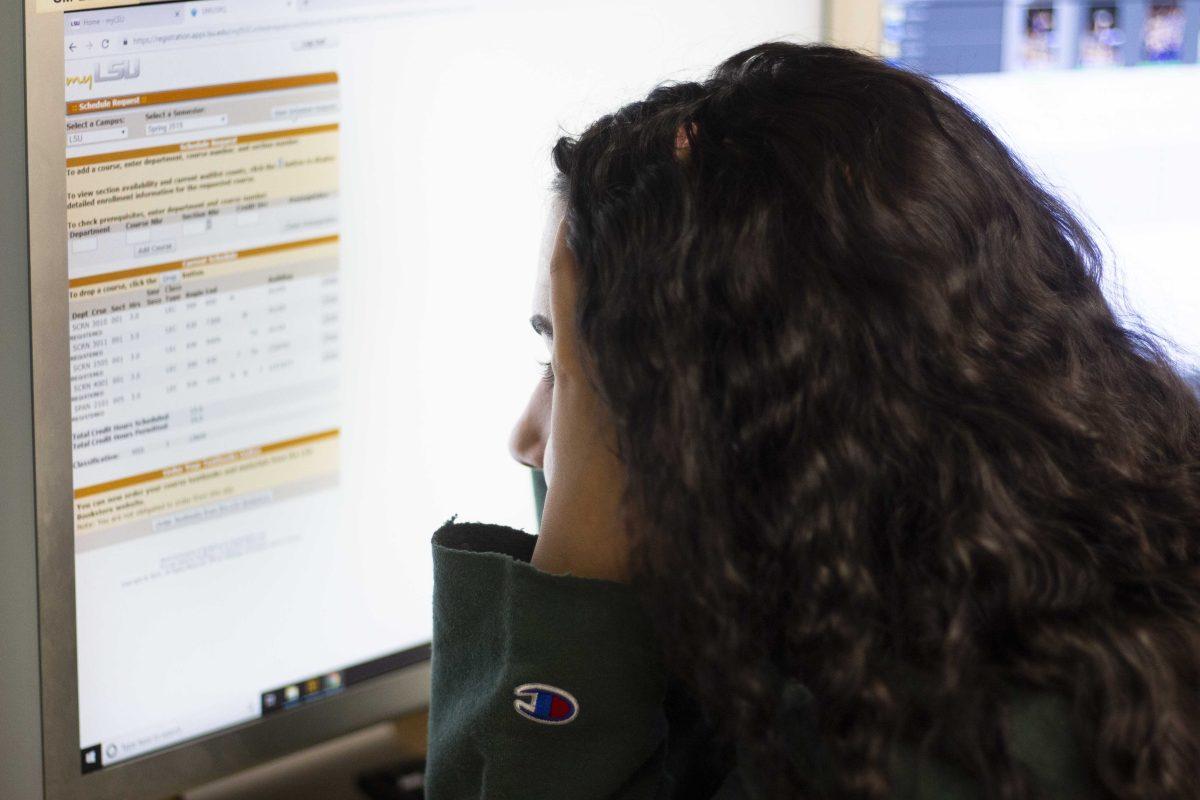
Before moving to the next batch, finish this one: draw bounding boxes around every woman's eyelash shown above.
[538,360,555,384]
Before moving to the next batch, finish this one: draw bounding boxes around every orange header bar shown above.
[67,72,339,116]
[66,122,338,169]
[74,429,340,500]
[68,234,339,289]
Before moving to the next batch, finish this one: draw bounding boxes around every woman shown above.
[425,44,1200,799]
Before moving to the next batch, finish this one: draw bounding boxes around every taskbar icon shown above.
[80,743,102,774]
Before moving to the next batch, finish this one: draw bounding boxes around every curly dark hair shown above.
[551,43,1200,798]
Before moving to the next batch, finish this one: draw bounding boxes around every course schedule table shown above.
[69,236,340,439]
[67,235,343,550]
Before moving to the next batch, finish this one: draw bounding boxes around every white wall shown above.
[339,0,823,540]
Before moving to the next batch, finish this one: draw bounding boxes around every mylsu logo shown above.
[66,59,141,91]
[513,683,579,725]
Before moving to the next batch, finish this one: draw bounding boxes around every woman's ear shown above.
[674,121,698,158]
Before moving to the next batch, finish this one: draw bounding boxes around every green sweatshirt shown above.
[425,521,1093,799]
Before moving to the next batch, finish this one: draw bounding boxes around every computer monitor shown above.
[0,2,819,798]
[878,0,1200,378]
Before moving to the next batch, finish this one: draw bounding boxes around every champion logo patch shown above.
[513,683,579,725]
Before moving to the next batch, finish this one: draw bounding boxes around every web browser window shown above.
[61,0,818,774]
[882,0,1200,380]
[65,2,406,773]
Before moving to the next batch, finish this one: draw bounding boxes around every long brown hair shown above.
[553,43,1200,798]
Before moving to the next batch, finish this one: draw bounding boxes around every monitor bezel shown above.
[0,2,44,799]
[24,3,432,798]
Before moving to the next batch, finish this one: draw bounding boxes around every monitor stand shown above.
[184,711,427,800]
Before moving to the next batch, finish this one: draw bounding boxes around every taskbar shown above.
[80,643,431,775]
[260,645,432,716]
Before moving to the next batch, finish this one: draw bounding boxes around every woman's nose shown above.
[509,381,550,469]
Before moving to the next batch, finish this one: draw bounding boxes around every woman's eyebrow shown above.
[530,314,553,338]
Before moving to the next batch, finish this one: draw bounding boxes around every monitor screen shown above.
[56,0,817,777]
[880,0,1200,382]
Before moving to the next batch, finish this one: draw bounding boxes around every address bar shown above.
[119,2,473,54]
